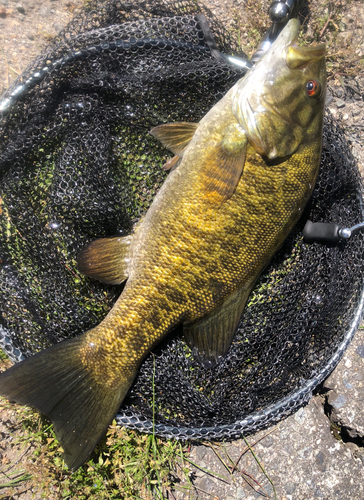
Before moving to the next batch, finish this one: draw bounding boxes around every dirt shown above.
[0,0,363,498]
[0,360,34,499]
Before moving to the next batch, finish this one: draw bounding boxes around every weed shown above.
[0,401,193,499]
[0,469,32,490]
[0,349,8,362]
[0,354,193,499]
[0,378,275,499]
[242,436,277,500]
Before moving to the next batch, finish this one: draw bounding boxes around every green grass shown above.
[11,414,276,499]
[0,348,275,499]
[0,469,32,490]
[0,348,193,499]
[0,349,8,362]
[0,345,277,498]
[0,402,192,499]
[0,354,191,499]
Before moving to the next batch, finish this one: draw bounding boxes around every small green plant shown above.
[0,355,193,499]
[0,469,32,490]
[0,396,276,499]
[0,401,192,499]
[0,349,8,362]
[0,341,273,500]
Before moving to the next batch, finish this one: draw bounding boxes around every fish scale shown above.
[0,19,326,470]
[79,139,322,378]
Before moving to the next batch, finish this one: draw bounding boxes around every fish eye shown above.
[306,80,321,97]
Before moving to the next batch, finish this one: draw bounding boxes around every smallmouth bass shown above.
[0,19,326,469]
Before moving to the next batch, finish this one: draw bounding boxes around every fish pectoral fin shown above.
[200,124,247,205]
[150,122,199,156]
[0,336,136,470]
[163,154,182,171]
[183,284,251,367]
[77,234,132,284]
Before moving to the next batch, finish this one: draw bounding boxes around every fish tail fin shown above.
[0,336,133,470]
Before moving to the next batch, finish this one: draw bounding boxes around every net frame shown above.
[0,0,363,440]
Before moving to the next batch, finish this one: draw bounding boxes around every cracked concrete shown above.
[322,327,364,447]
[176,59,364,499]
[177,331,364,499]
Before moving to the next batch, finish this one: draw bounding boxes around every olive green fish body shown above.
[88,122,321,374]
[0,19,326,469]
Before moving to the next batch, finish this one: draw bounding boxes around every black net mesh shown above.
[0,0,363,440]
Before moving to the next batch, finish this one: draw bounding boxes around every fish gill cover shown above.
[0,0,363,439]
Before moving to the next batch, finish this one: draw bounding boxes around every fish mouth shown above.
[286,44,326,69]
[267,19,325,70]
[277,18,300,47]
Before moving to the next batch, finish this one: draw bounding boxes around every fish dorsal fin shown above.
[200,123,247,205]
[77,235,132,284]
[150,122,199,156]
[183,284,252,367]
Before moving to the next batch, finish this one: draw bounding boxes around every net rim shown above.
[115,184,364,439]
[115,281,364,439]
[0,4,362,439]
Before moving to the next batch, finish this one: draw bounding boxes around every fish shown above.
[0,19,326,470]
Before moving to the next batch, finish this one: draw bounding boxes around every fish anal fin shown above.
[150,122,199,156]
[77,235,132,284]
[200,124,247,205]
[0,337,136,470]
[183,284,251,367]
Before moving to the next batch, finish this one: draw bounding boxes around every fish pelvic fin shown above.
[199,123,247,205]
[0,337,135,470]
[77,234,132,284]
[184,284,252,367]
[150,121,199,156]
